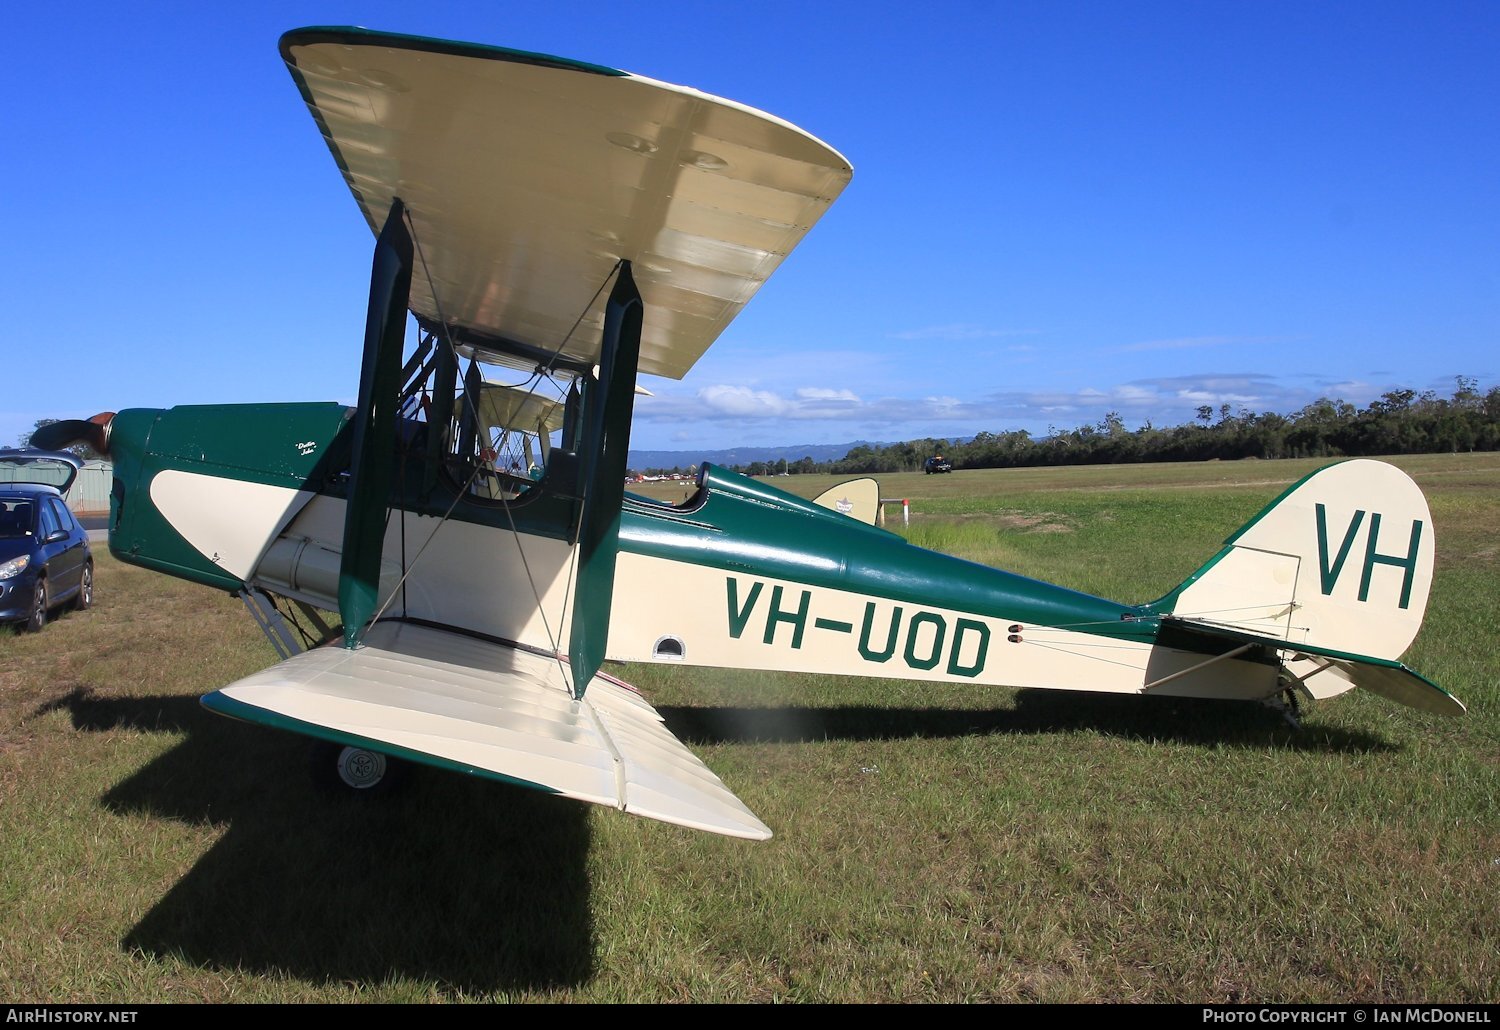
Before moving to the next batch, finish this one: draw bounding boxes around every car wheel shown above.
[26,579,47,632]
[310,740,408,797]
[74,562,93,611]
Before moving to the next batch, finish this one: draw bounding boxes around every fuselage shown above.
[99,401,1283,704]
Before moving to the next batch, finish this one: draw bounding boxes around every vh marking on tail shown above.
[1315,503,1424,609]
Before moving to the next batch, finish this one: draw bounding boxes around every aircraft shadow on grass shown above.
[39,688,594,995]
[36,685,1393,990]
[656,689,1397,752]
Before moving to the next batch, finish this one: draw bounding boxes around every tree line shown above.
[720,376,1500,477]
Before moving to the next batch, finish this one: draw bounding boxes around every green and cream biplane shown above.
[40,27,1463,841]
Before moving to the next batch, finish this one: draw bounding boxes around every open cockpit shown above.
[389,315,592,518]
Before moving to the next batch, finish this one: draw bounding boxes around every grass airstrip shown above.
[1,455,1495,1002]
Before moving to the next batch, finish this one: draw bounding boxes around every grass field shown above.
[2,455,1496,1002]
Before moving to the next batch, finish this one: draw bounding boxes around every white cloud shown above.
[888,324,1037,342]
[923,396,963,414]
[1111,384,1158,403]
[794,387,860,403]
[654,384,866,422]
[699,385,790,417]
[1319,378,1377,398]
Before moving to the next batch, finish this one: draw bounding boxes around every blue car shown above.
[0,449,93,631]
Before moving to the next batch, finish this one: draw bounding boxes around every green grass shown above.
[2,455,1497,1001]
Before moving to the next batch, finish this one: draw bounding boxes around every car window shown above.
[38,499,59,538]
[0,499,35,538]
[48,498,76,533]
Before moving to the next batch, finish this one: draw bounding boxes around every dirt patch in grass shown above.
[945,510,1074,534]
[999,513,1073,533]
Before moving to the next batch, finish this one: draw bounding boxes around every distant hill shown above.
[627,441,889,471]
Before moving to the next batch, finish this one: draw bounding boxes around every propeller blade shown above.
[30,413,115,455]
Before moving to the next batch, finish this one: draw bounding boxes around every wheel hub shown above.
[336,747,388,789]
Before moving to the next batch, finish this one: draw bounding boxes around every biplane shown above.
[38,27,1463,841]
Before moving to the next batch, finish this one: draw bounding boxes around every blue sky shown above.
[6,1,1496,454]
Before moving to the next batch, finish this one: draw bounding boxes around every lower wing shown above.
[202,620,770,839]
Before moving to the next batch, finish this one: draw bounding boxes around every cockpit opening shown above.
[451,374,569,502]
[394,325,580,506]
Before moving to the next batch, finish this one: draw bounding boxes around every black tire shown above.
[74,562,93,611]
[26,579,47,633]
[310,740,409,797]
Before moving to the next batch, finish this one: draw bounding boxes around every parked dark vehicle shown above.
[0,449,93,631]
[924,455,953,474]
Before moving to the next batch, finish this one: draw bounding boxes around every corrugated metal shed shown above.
[67,461,113,515]
[1,455,111,515]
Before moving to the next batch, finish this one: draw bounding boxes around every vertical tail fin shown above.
[811,477,880,525]
[1148,460,1460,716]
[1152,459,1434,661]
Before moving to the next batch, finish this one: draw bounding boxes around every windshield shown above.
[444,377,568,504]
[0,498,37,538]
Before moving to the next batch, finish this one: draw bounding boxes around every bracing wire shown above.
[359,205,623,693]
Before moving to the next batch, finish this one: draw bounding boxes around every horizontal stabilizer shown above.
[202,621,771,839]
[812,478,879,526]
[1160,615,1465,717]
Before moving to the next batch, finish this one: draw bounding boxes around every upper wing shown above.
[282,27,853,380]
[202,620,771,839]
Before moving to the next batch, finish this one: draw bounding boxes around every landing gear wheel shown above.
[310,741,409,797]
[26,580,47,632]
